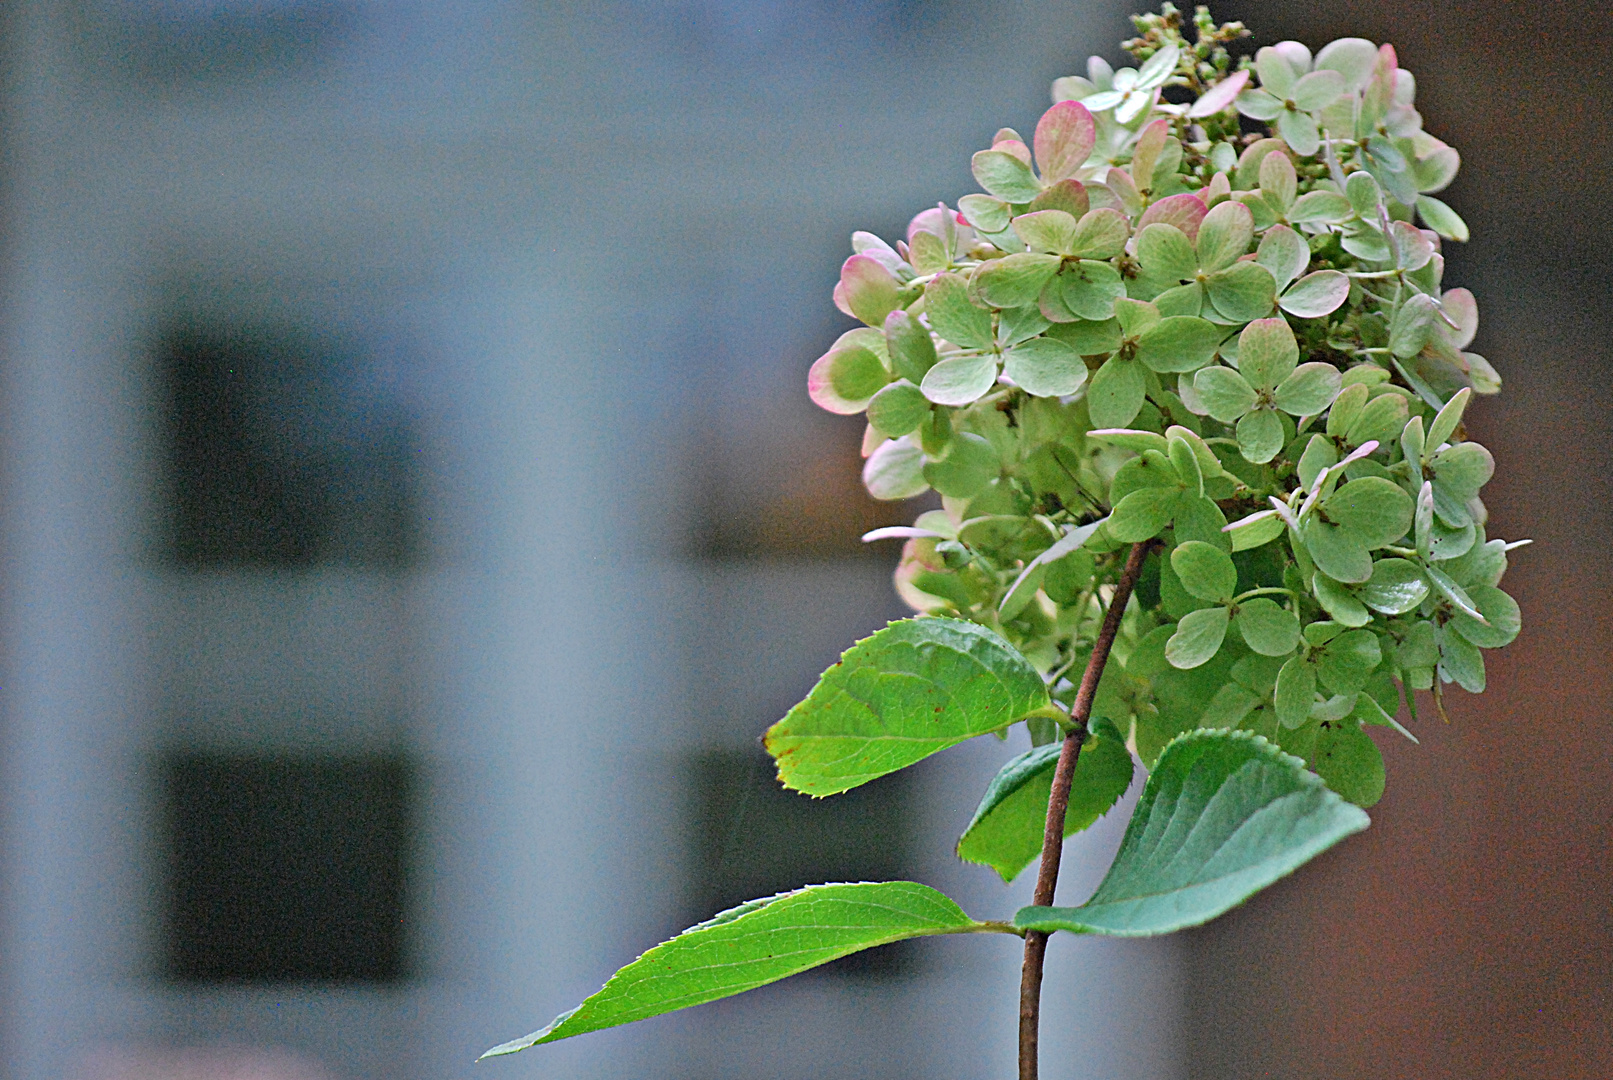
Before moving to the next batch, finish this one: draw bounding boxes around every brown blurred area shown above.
[693,1,1613,1075]
[1187,3,1613,1078]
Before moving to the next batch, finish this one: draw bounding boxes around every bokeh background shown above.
[0,2,1605,1079]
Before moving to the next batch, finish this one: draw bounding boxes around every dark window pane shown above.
[685,747,920,977]
[163,753,411,983]
[158,320,416,568]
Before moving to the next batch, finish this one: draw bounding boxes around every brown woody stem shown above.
[1017,540,1155,1080]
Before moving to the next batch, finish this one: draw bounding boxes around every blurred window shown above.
[158,320,417,569]
[162,753,412,983]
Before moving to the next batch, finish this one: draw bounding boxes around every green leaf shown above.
[1135,316,1224,373]
[1166,606,1231,669]
[1193,365,1258,423]
[1206,261,1277,323]
[1257,224,1310,292]
[866,380,929,437]
[958,193,1012,235]
[1315,628,1382,694]
[1438,624,1486,692]
[920,354,998,407]
[1236,407,1286,465]
[1416,194,1469,242]
[1238,317,1300,391]
[1431,441,1494,500]
[1196,200,1255,274]
[1450,584,1520,648]
[1136,223,1198,284]
[972,148,1043,203]
[975,253,1062,309]
[923,431,1000,498]
[925,273,995,349]
[1324,476,1415,549]
[808,345,888,414]
[1108,486,1181,543]
[1062,259,1127,320]
[766,618,1054,796]
[956,723,1134,882]
[862,437,929,500]
[1279,271,1351,319]
[884,309,939,383]
[1225,509,1285,552]
[1087,354,1147,428]
[1426,387,1471,451]
[1358,557,1429,614]
[1311,719,1385,808]
[1013,729,1370,936]
[1004,336,1086,397]
[1068,208,1130,259]
[1273,362,1343,417]
[1236,598,1300,656]
[1312,572,1371,627]
[1172,541,1237,602]
[1275,653,1316,728]
[1258,149,1298,214]
[1012,209,1079,255]
[1287,190,1353,225]
[1047,316,1122,354]
[482,882,990,1057]
[1389,294,1439,359]
[1303,518,1373,584]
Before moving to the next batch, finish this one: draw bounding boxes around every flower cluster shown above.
[809,5,1522,806]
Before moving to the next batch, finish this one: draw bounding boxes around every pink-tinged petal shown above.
[907,206,947,244]
[1130,119,1171,188]
[840,254,901,328]
[1439,288,1479,350]
[1033,100,1097,183]
[1137,193,1209,243]
[1187,69,1250,118]
[833,280,854,318]
[992,138,1033,166]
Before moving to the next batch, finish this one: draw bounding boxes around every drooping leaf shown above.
[956,722,1134,882]
[766,618,1056,796]
[1013,729,1370,936]
[482,882,990,1057]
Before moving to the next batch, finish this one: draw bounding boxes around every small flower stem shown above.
[1018,539,1156,1080]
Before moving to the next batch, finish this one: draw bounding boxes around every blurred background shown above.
[0,2,1604,1079]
